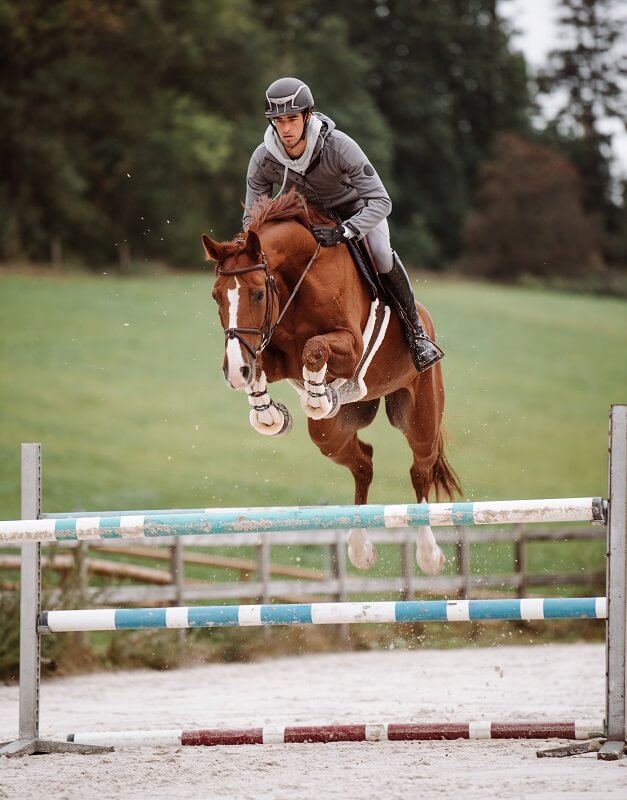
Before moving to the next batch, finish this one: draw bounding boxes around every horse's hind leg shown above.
[385,383,447,576]
[308,399,380,570]
[308,399,379,504]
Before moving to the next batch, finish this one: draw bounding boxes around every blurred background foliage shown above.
[0,0,626,285]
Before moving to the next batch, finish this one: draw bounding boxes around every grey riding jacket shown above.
[243,112,392,239]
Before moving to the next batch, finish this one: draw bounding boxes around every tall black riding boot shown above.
[380,254,444,373]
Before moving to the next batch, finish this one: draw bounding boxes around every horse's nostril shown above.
[240,365,251,382]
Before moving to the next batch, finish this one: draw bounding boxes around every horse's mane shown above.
[249,189,322,230]
[220,190,331,255]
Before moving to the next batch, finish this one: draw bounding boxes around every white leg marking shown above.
[347,528,377,570]
[415,525,446,575]
[246,371,292,436]
[415,497,446,575]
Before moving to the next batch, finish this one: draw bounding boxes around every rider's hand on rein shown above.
[311,224,351,247]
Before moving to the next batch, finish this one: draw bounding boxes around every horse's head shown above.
[203,229,278,390]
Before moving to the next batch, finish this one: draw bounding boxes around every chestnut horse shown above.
[203,191,460,574]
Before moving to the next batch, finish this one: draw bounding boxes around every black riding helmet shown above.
[265,77,314,118]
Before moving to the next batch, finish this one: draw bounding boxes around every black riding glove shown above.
[311,224,349,247]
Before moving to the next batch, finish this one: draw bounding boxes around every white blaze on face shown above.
[225,279,250,389]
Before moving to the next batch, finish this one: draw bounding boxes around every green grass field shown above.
[0,271,625,518]
[0,270,623,671]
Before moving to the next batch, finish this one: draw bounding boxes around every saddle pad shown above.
[346,238,381,300]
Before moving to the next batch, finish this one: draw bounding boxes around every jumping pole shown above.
[38,597,607,632]
[65,720,605,749]
[0,497,606,543]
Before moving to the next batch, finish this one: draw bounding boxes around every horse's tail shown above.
[431,430,462,501]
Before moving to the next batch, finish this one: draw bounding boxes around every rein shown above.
[217,243,321,358]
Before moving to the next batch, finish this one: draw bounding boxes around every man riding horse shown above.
[243,77,444,374]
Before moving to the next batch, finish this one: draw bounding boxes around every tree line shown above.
[0,0,625,284]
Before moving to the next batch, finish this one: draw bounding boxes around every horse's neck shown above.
[262,223,317,287]
[262,220,362,310]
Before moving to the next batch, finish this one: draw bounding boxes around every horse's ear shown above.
[245,229,262,261]
[202,234,223,262]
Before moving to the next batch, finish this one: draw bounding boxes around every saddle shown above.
[324,209,383,301]
[345,237,380,300]
[303,208,387,303]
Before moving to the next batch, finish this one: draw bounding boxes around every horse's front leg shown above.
[245,370,292,436]
[301,332,359,420]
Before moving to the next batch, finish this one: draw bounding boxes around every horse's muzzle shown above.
[223,356,255,390]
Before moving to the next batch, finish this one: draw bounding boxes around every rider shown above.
[243,77,444,373]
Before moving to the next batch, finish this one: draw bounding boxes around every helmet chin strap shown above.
[298,111,311,143]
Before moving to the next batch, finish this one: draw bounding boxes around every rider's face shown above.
[273,113,307,149]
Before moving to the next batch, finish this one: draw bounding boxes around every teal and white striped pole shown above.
[39,597,607,632]
[0,497,606,544]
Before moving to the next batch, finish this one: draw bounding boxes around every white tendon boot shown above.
[300,364,340,420]
[246,372,292,436]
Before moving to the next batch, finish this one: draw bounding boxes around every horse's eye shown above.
[252,290,265,303]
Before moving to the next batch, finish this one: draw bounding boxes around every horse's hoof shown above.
[249,402,292,437]
[273,402,292,436]
[324,385,341,418]
[347,529,378,570]
[416,544,446,576]
[348,541,377,570]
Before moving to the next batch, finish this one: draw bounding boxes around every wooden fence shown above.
[0,524,605,607]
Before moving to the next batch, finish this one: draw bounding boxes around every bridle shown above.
[217,244,321,360]
[217,252,278,360]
